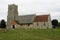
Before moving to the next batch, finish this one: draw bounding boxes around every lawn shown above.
[0,28,60,40]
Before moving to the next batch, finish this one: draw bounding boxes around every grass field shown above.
[0,28,60,40]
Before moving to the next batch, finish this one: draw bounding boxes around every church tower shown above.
[7,4,18,28]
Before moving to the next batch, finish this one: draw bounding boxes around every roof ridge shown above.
[19,14,36,16]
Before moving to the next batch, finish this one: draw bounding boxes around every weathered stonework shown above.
[7,4,18,28]
[7,4,52,29]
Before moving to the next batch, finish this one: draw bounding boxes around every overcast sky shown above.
[0,0,60,22]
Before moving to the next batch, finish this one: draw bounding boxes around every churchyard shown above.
[0,28,60,40]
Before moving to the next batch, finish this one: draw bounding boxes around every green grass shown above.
[0,28,60,40]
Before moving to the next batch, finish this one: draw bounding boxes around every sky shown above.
[0,0,60,22]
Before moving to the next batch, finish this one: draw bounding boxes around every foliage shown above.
[52,19,58,28]
[0,19,6,28]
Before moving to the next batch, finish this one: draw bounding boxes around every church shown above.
[7,4,52,29]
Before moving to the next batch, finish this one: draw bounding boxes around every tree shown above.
[52,19,58,28]
[0,19,6,28]
[0,19,6,32]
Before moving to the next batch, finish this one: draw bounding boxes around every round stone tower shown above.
[7,4,18,28]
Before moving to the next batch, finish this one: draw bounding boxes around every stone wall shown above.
[7,4,18,28]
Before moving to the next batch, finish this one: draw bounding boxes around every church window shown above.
[37,22,39,26]
[44,22,46,26]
